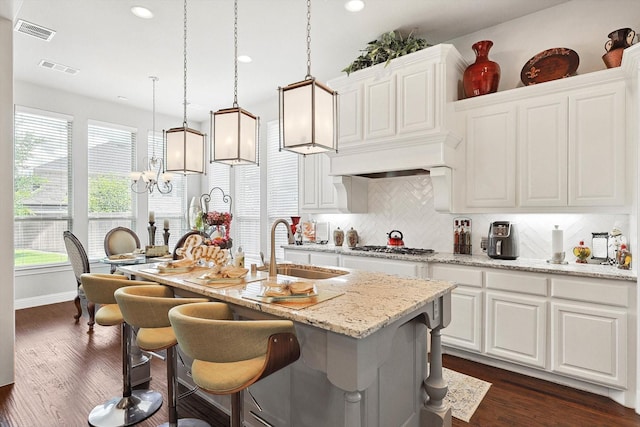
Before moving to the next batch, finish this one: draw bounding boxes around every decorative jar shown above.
[572,241,591,264]
[463,40,501,98]
[346,227,359,249]
[333,227,344,246]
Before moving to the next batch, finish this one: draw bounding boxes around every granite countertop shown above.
[120,264,456,339]
[283,244,637,282]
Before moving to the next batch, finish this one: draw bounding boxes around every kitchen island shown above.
[119,263,456,427]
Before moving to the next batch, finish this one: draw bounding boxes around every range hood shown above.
[330,131,460,212]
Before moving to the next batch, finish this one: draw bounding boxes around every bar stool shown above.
[80,273,163,427]
[114,284,210,427]
[168,302,301,427]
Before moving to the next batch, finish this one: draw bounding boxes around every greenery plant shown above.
[342,30,430,76]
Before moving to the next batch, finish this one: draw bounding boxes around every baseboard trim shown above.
[15,291,76,310]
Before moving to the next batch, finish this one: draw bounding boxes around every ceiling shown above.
[11,0,569,123]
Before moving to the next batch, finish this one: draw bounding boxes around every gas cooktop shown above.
[349,245,435,255]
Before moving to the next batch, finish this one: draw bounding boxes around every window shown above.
[87,121,136,259]
[147,130,187,249]
[14,107,72,267]
[266,120,298,259]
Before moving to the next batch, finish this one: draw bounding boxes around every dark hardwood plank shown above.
[2,301,640,426]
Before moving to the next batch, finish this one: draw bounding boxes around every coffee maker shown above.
[487,221,519,260]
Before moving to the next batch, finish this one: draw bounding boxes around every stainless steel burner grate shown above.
[350,245,435,255]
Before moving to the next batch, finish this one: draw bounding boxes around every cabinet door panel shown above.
[551,302,627,388]
[486,291,546,368]
[397,63,435,134]
[364,76,396,139]
[318,154,336,208]
[338,84,363,144]
[300,155,318,210]
[568,83,625,206]
[465,105,516,207]
[519,97,568,207]
[443,287,483,352]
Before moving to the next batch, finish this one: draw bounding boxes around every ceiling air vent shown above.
[14,19,56,41]
[38,60,80,76]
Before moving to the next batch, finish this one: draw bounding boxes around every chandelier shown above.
[131,76,173,194]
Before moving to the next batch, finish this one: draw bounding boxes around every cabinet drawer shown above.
[309,252,339,267]
[486,270,547,296]
[551,277,629,307]
[283,250,310,265]
[341,255,421,278]
[430,264,483,287]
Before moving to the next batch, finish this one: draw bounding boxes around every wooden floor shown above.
[1,301,640,427]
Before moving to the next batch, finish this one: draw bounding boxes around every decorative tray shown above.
[520,48,579,85]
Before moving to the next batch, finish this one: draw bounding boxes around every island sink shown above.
[275,264,349,280]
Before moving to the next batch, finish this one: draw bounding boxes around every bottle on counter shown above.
[234,246,245,268]
[453,220,460,254]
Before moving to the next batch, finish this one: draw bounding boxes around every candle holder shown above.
[163,228,170,246]
[148,222,156,246]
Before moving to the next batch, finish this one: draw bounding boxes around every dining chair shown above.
[63,231,95,330]
[104,227,141,273]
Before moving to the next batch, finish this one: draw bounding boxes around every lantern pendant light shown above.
[165,0,205,174]
[278,0,338,155]
[211,0,259,166]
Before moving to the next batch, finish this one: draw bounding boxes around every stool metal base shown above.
[88,389,163,427]
[158,419,211,427]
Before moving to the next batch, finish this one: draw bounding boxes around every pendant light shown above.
[165,0,205,174]
[131,76,174,194]
[210,0,259,166]
[278,0,338,155]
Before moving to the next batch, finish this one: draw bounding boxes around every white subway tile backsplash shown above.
[311,175,628,261]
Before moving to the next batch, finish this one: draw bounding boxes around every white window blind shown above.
[234,162,261,259]
[148,130,186,249]
[266,120,298,259]
[87,122,136,259]
[14,107,72,267]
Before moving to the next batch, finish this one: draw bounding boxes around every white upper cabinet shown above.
[364,75,396,140]
[455,68,629,212]
[299,153,337,212]
[568,82,626,206]
[327,44,465,150]
[464,103,517,208]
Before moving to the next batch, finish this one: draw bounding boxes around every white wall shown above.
[1,15,15,387]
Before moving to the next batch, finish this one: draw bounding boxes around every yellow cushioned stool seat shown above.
[114,284,210,427]
[168,302,301,427]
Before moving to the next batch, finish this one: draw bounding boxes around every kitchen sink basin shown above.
[275,264,349,280]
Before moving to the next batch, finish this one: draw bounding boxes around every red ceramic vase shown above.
[463,40,501,98]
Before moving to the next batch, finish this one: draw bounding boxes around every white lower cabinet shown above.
[430,262,634,401]
[283,250,310,265]
[550,276,629,389]
[485,291,547,368]
[430,264,483,352]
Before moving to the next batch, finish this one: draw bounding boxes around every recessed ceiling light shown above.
[237,55,252,63]
[131,6,154,19]
[344,0,365,12]
[117,96,129,101]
